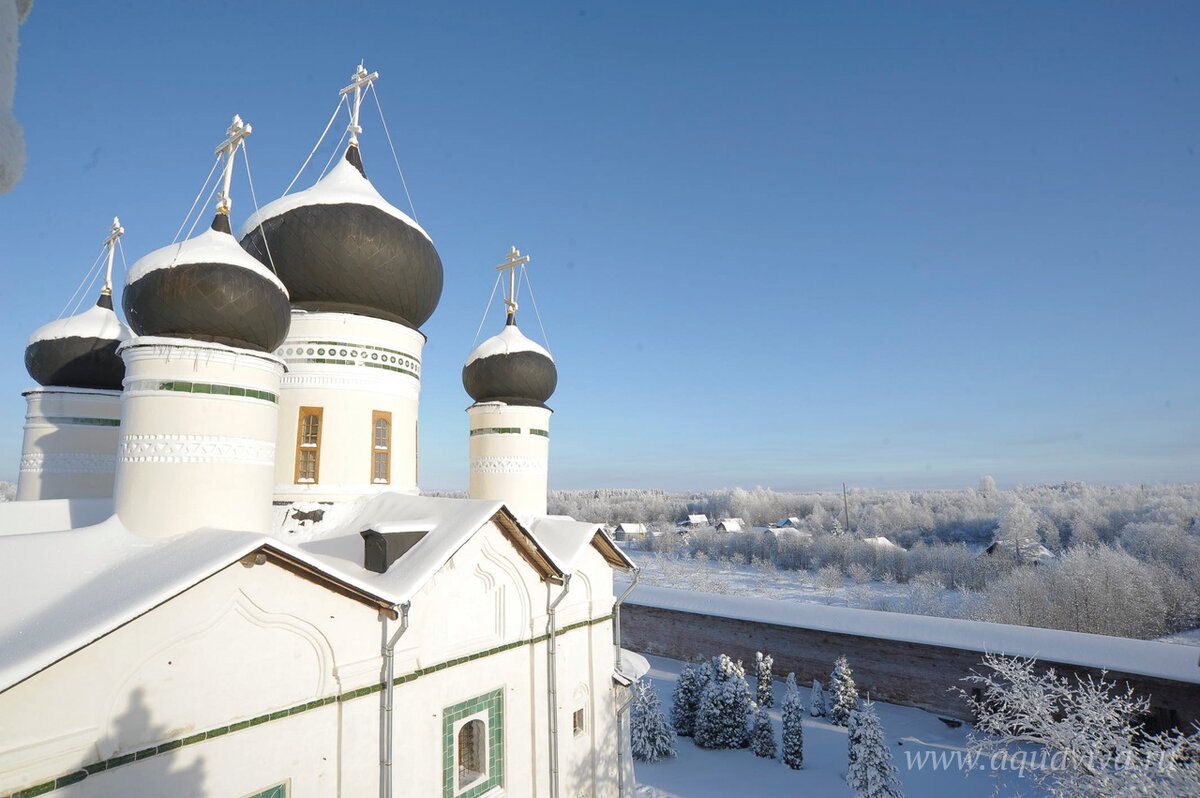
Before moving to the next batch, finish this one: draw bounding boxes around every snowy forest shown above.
[550,481,1200,641]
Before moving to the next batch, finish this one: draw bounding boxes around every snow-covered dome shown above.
[463,322,557,407]
[24,293,130,389]
[123,217,291,352]
[238,146,443,330]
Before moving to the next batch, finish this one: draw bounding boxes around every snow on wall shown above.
[623,582,1200,686]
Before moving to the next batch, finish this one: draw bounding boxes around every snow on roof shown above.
[624,583,1200,686]
[0,496,113,536]
[618,648,651,681]
[862,536,903,551]
[0,492,638,693]
[0,517,285,692]
[27,302,130,345]
[465,324,552,366]
[287,492,560,599]
[686,514,708,525]
[126,226,287,293]
[239,155,431,243]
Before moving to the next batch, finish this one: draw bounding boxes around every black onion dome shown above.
[463,323,557,408]
[123,218,291,352]
[24,293,130,389]
[238,147,443,329]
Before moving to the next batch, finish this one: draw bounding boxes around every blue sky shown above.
[2,1,1197,491]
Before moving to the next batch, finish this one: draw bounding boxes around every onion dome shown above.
[123,216,291,352]
[463,322,558,408]
[238,146,443,329]
[24,292,130,389]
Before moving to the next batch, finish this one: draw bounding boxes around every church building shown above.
[0,65,641,798]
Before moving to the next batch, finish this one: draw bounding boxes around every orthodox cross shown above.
[214,115,252,219]
[100,217,124,297]
[340,63,379,147]
[495,246,531,325]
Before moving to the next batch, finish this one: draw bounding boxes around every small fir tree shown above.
[754,651,774,708]
[846,701,904,798]
[630,678,677,763]
[670,661,711,737]
[847,702,862,767]
[694,654,752,749]
[810,679,827,717]
[781,673,805,770]
[830,655,859,727]
[750,706,776,759]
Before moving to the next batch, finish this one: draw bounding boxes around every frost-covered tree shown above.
[830,655,859,726]
[995,495,1040,562]
[750,706,776,759]
[694,654,752,749]
[630,678,676,763]
[960,653,1200,798]
[978,475,997,499]
[781,673,804,769]
[809,679,827,717]
[846,701,904,798]
[754,651,774,708]
[670,660,711,737]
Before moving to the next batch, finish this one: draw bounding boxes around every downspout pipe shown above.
[381,601,411,798]
[547,575,572,798]
[613,567,640,798]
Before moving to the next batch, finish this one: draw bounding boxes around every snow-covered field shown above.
[632,551,962,611]
[635,655,1043,798]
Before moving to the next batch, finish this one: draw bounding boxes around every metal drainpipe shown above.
[381,601,411,798]
[612,567,641,798]
[547,574,572,798]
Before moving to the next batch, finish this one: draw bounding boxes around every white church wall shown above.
[113,339,285,537]
[17,387,121,501]
[273,312,423,501]
[0,560,380,796]
[468,402,552,518]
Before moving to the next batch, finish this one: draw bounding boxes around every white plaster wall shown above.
[113,340,284,537]
[468,403,552,518]
[0,561,380,797]
[0,520,625,798]
[17,388,121,501]
[273,312,423,500]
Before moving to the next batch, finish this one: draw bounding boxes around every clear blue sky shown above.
[2,1,1197,491]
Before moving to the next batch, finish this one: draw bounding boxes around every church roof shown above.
[527,516,635,573]
[0,493,588,694]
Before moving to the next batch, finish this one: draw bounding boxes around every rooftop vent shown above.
[361,529,427,574]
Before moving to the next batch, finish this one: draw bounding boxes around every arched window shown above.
[457,719,486,789]
[371,410,391,484]
[295,407,323,483]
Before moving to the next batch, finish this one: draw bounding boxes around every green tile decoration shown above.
[442,689,505,798]
[41,416,121,427]
[244,783,287,798]
[1,615,612,798]
[125,380,277,404]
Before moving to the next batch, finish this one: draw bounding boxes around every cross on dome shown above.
[495,245,531,324]
[340,63,380,146]
[101,216,124,297]
[214,115,252,219]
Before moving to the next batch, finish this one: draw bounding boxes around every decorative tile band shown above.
[442,689,504,798]
[118,434,276,467]
[37,417,121,428]
[529,429,549,438]
[469,427,522,436]
[0,615,612,798]
[18,452,116,474]
[278,340,420,380]
[470,455,548,475]
[126,380,278,404]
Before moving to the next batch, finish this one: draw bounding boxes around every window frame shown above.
[294,406,323,484]
[371,410,392,484]
[455,715,488,792]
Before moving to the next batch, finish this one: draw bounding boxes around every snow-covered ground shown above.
[632,551,962,611]
[634,654,1044,798]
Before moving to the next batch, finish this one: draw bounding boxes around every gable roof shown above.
[527,516,636,573]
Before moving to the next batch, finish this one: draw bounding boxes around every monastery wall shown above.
[622,599,1200,730]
